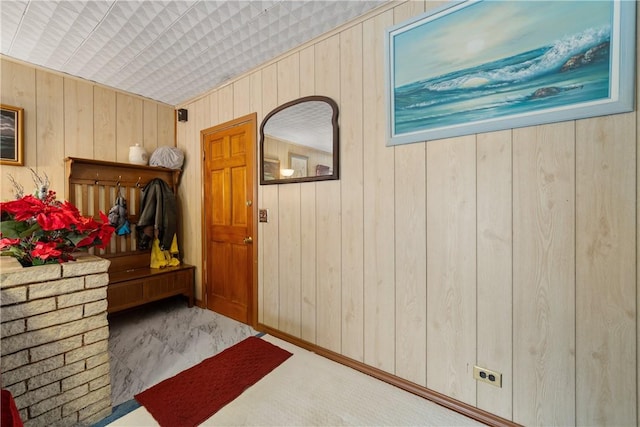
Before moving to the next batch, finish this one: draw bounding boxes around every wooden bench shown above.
[65,157,194,314]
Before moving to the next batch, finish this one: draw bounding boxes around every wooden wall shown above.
[176,1,639,424]
[0,57,175,201]
[1,0,633,424]
[263,135,333,178]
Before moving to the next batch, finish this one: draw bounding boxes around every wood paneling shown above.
[300,183,317,343]
[116,93,143,163]
[625,5,640,425]
[261,63,280,328]
[339,23,364,362]
[637,6,640,418]
[513,123,576,426]
[277,54,300,105]
[278,183,302,337]
[218,84,234,123]
[180,95,208,298]
[362,9,396,374]
[64,78,94,159]
[299,46,315,97]
[316,179,342,352]
[393,0,427,388]
[426,135,476,405]
[395,140,427,386]
[233,76,252,118]
[35,70,65,189]
[143,100,158,153]
[207,90,220,130]
[94,86,117,163]
[261,183,279,328]
[249,71,263,121]
[250,69,264,321]
[296,47,317,343]
[575,113,636,425]
[476,130,512,419]
[315,34,341,107]
[314,34,342,353]
[157,105,174,147]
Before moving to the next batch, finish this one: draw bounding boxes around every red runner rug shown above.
[135,336,293,427]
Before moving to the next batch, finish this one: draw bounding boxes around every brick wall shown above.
[1,255,112,427]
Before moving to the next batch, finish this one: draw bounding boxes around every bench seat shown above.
[107,263,195,314]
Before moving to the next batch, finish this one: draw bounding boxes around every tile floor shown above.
[108,297,257,406]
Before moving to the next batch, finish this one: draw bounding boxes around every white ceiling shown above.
[264,99,334,152]
[1,0,388,106]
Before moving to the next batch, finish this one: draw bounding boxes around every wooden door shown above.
[202,114,257,325]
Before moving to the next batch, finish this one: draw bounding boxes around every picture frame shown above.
[263,157,280,180]
[0,104,24,166]
[316,164,331,176]
[385,0,636,146]
[288,152,308,178]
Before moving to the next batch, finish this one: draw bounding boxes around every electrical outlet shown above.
[473,365,502,388]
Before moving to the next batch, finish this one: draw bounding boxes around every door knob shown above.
[243,236,253,244]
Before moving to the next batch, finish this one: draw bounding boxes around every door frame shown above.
[200,113,258,327]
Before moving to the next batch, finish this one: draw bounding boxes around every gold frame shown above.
[0,104,24,166]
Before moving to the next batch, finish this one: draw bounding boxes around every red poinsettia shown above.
[0,190,114,266]
[30,241,63,260]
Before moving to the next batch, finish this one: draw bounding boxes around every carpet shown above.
[134,336,292,427]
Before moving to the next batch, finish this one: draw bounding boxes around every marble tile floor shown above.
[108,297,257,406]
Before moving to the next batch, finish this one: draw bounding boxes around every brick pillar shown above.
[1,254,112,427]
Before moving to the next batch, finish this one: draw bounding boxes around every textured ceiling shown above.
[1,0,388,106]
[264,99,333,152]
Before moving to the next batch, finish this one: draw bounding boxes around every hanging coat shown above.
[136,178,177,251]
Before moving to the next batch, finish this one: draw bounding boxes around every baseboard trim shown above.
[258,324,519,427]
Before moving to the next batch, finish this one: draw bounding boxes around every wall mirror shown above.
[260,96,339,185]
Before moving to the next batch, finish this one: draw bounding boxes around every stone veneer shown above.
[1,254,112,427]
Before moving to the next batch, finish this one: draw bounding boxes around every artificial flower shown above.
[0,188,114,266]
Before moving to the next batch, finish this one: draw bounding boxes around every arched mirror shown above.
[260,96,339,185]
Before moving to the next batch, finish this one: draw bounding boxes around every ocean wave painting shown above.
[386,0,635,145]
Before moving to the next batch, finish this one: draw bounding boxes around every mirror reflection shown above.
[260,96,339,184]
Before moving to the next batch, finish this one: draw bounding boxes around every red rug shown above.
[135,336,292,427]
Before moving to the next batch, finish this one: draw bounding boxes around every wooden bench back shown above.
[65,157,181,273]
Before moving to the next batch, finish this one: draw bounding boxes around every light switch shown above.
[259,209,269,223]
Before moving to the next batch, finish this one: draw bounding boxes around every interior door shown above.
[202,114,257,325]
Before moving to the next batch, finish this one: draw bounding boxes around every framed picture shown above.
[288,153,308,178]
[263,157,280,181]
[316,164,331,176]
[385,0,636,146]
[1,104,24,166]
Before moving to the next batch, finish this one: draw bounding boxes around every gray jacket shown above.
[136,178,177,251]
